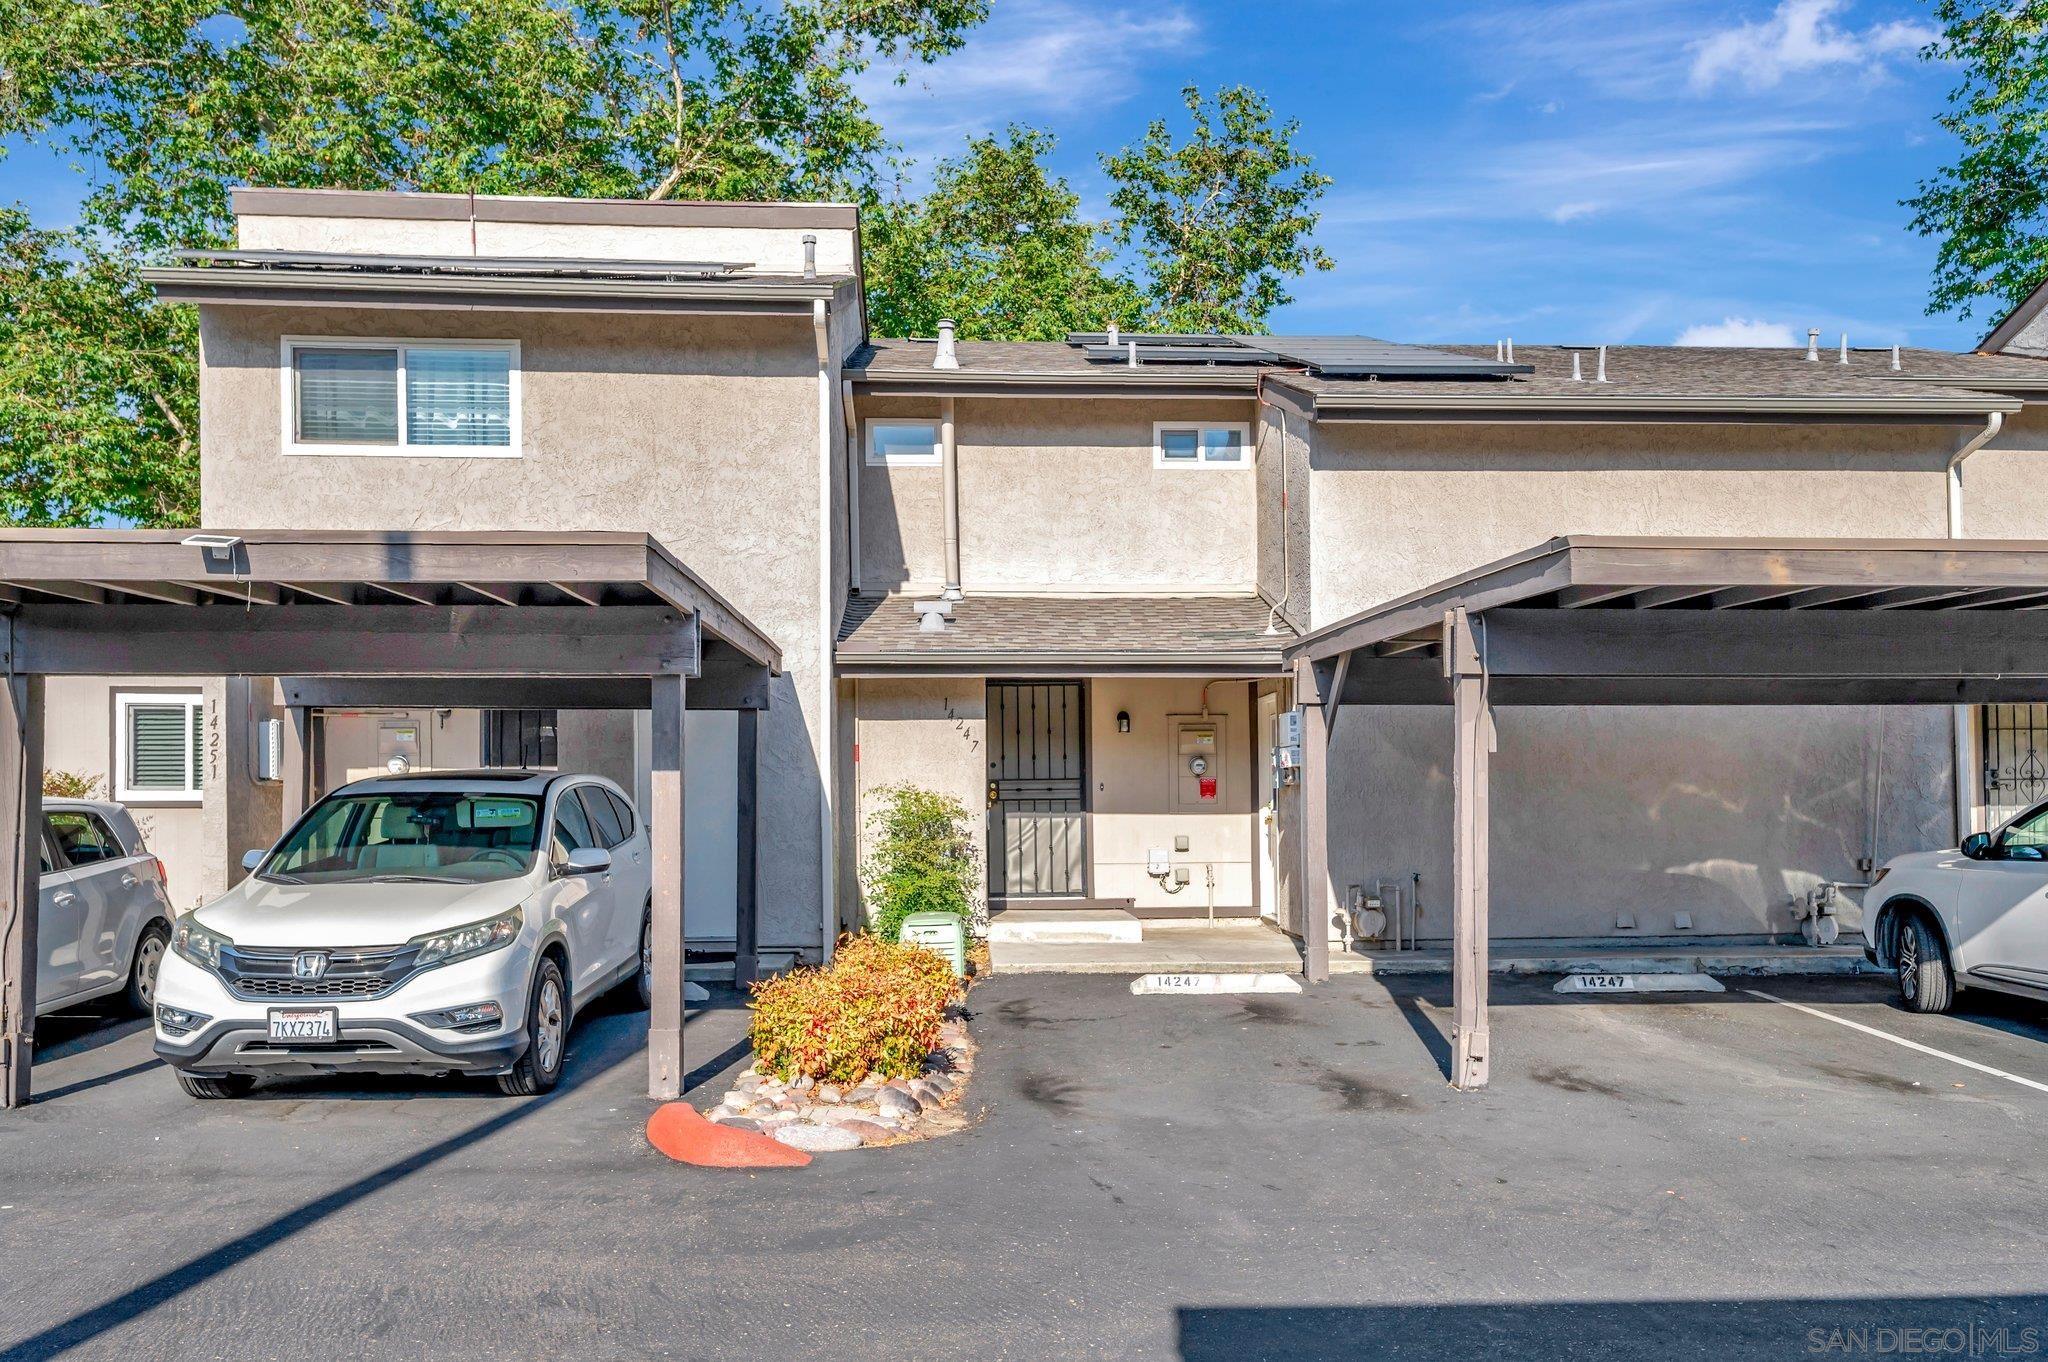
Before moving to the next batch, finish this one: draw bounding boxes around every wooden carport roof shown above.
[1283,536,2048,1095]
[0,529,781,1110]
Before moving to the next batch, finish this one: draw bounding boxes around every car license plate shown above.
[267,1007,338,1043]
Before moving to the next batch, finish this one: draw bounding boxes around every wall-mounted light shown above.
[1116,710,1131,734]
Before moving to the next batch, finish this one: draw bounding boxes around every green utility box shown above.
[899,912,968,978]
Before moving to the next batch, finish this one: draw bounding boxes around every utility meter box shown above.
[899,912,967,978]
[1171,718,1224,811]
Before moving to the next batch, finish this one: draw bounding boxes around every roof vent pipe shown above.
[1505,338,1515,363]
[1128,340,1139,368]
[1839,332,1849,365]
[1107,322,1119,348]
[1571,352,1583,382]
[933,318,959,369]
[1495,340,1504,362]
[1596,345,1609,383]
[801,233,817,281]
[1806,329,1820,361]
[1892,344,1902,372]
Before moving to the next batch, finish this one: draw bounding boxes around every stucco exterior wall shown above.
[846,678,988,928]
[856,397,1259,595]
[1088,678,1256,911]
[1954,403,2048,539]
[45,677,211,912]
[1306,418,1992,945]
[197,303,833,958]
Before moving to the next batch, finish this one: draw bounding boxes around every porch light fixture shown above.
[179,532,244,562]
[1117,710,1130,733]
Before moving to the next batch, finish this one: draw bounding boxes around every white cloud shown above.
[1674,317,1801,346]
[1689,0,1933,92]
[1549,201,1600,224]
[858,0,1200,160]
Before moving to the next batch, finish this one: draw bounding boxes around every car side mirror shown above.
[564,847,612,876]
[1962,832,1994,860]
[241,848,266,872]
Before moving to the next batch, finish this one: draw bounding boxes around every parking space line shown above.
[1744,989,2048,1095]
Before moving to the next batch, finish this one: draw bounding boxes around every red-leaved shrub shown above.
[749,934,958,1085]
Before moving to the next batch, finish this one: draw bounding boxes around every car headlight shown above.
[171,916,230,971]
[412,909,522,969]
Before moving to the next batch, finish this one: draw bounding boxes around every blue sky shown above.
[2,0,1985,349]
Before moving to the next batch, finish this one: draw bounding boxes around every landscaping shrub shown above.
[861,783,981,942]
[749,933,959,1085]
[42,770,105,799]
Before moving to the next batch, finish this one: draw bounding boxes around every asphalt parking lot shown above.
[3,971,2046,1361]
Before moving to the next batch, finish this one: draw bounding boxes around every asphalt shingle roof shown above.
[836,594,1291,665]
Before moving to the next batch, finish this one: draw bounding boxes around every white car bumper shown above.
[152,939,536,1078]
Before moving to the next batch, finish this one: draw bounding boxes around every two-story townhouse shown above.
[51,186,2048,983]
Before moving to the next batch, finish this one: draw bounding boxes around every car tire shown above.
[635,905,653,1011]
[1896,912,1954,1014]
[176,1071,255,1100]
[497,956,567,1097]
[125,922,169,1015]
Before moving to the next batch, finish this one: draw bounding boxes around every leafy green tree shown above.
[0,211,197,526]
[1905,1,2048,321]
[864,126,1142,341]
[1102,84,1333,334]
[0,0,987,524]
[860,784,981,942]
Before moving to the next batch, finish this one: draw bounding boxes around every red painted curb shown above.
[646,1102,811,1168]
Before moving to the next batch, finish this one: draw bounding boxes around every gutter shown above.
[143,266,841,311]
[1306,393,2028,420]
[1948,410,2007,844]
[812,300,839,962]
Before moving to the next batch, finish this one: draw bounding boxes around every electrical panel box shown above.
[378,719,422,774]
[1171,718,1223,811]
[1274,710,1303,747]
[254,719,283,783]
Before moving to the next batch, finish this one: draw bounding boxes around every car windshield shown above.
[260,790,543,885]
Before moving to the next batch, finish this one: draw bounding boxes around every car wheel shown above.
[635,905,653,1010]
[176,1071,255,1100]
[125,922,169,1015]
[497,956,567,1096]
[1896,913,1954,1014]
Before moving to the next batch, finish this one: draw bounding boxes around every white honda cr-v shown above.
[154,770,653,1098]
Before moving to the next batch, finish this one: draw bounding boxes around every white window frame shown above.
[1153,421,1252,470]
[864,418,942,467]
[280,336,522,458]
[113,691,204,805]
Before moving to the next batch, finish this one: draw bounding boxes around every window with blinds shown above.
[115,693,204,802]
[287,340,517,454]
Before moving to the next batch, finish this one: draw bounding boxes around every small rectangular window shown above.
[1154,422,1252,469]
[115,692,204,803]
[285,338,519,456]
[866,420,941,466]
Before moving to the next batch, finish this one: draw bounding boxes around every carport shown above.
[1290,535,2048,1090]
[0,528,779,1108]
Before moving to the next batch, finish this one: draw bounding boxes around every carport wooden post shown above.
[1447,607,1491,1092]
[279,704,312,828]
[648,672,688,1101]
[0,673,44,1109]
[1293,660,1332,984]
[733,708,760,986]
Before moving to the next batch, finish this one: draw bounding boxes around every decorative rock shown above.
[909,1080,944,1106]
[815,1084,843,1104]
[883,1077,915,1094]
[847,1083,879,1104]
[876,1088,923,1119]
[838,1119,897,1145]
[735,1074,762,1094]
[772,1122,863,1153]
[711,1116,763,1133]
[791,1075,815,1092]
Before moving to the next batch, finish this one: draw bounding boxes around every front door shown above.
[1256,689,1280,919]
[987,682,1087,899]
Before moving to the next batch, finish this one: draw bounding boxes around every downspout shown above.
[940,395,962,600]
[813,299,839,961]
[1947,411,2005,842]
[842,379,861,596]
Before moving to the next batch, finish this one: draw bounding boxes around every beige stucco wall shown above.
[846,678,988,928]
[197,302,835,957]
[857,397,1260,595]
[1088,678,1256,910]
[1954,403,2048,539]
[1303,416,2038,944]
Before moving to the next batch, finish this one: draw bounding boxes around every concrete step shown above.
[1330,943,1878,978]
[987,909,1144,945]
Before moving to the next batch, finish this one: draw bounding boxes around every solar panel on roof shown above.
[177,249,754,280]
[1063,330,1532,379]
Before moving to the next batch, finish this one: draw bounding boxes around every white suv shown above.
[1863,798,2048,1014]
[154,770,653,1098]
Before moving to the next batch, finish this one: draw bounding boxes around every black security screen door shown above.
[988,682,1087,898]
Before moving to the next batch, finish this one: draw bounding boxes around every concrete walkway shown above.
[989,919,1304,973]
